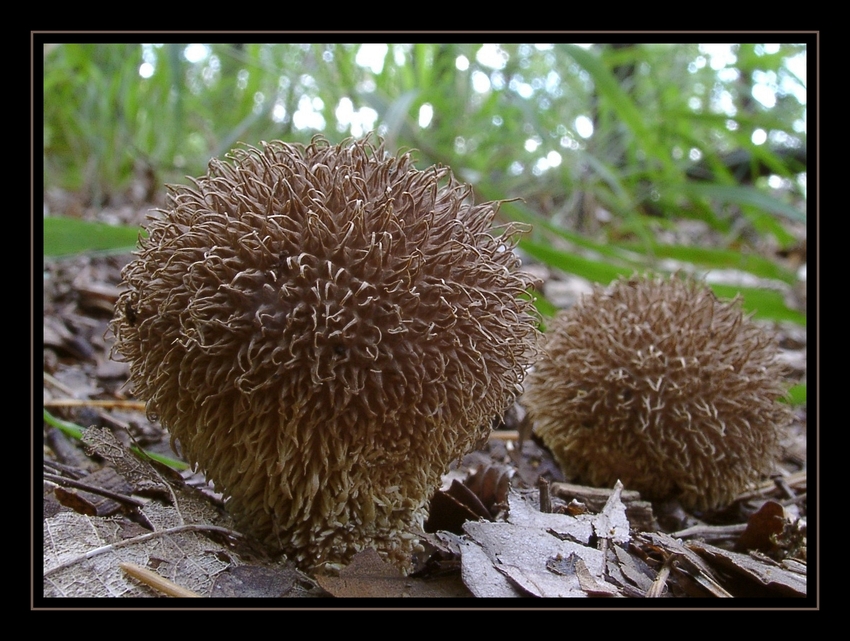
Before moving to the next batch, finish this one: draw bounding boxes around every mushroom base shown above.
[538,418,779,511]
[169,394,462,573]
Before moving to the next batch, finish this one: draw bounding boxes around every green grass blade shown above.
[785,383,807,405]
[709,283,806,326]
[676,182,805,223]
[43,408,83,439]
[130,446,190,471]
[43,409,189,471]
[44,217,143,257]
[618,241,797,284]
[519,239,633,284]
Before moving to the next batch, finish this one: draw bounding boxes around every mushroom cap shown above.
[110,136,539,570]
[523,274,793,510]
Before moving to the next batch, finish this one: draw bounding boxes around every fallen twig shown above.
[120,562,202,598]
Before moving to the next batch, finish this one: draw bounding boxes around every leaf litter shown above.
[41,244,809,602]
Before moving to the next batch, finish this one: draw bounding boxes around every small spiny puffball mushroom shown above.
[110,136,539,571]
[523,274,793,511]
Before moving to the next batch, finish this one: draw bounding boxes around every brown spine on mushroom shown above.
[110,136,539,571]
[523,274,793,511]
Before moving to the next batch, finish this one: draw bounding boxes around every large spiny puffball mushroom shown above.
[110,135,539,571]
[523,274,793,511]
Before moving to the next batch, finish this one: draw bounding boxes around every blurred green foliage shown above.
[42,42,807,324]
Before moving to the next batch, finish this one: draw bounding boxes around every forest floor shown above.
[41,196,809,603]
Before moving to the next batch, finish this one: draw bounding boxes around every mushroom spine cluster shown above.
[111,136,539,571]
[523,274,793,511]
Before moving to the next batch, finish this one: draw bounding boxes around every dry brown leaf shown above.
[315,549,471,598]
[425,478,492,535]
[460,536,524,597]
[734,500,787,554]
[43,510,237,597]
[574,557,620,596]
[43,428,246,598]
[465,463,512,513]
[497,559,583,597]
[609,545,656,595]
[462,520,611,597]
[51,466,136,517]
[82,426,171,498]
[505,488,595,543]
[211,563,326,598]
[593,480,631,545]
[686,540,807,598]
[458,488,620,597]
[637,532,732,598]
